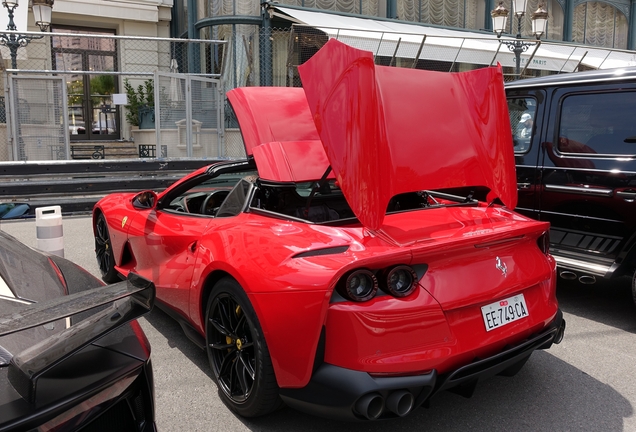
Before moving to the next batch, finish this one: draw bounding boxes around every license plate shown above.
[481,294,529,332]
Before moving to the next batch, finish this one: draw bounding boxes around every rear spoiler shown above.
[0,273,154,404]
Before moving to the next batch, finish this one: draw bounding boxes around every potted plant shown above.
[123,78,154,129]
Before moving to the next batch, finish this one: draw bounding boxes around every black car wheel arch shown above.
[94,213,120,284]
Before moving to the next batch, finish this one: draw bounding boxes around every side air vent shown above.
[293,246,349,258]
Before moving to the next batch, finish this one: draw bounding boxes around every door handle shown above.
[616,190,636,202]
[517,183,531,190]
[544,184,613,197]
[189,241,198,253]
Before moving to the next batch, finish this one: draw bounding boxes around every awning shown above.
[273,6,636,73]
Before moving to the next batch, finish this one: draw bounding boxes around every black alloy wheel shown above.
[94,213,120,283]
[205,278,281,417]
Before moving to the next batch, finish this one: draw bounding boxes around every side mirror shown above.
[132,191,158,210]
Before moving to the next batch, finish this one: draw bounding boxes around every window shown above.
[396,0,484,29]
[273,0,381,16]
[161,170,257,216]
[508,97,536,153]
[573,2,628,49]
[558,92,636,156]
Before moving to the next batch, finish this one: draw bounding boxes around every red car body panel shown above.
[93,41,561,417]
[227,87,320,156]
[252,140,335,183]
[298,39,518,230]
[96,191,555,388]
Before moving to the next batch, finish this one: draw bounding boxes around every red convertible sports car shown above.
[93,40,564,421]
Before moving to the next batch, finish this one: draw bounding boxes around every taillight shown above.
[337,269,378,302]
[335,265,423,302]
[537,231,550,255]
[380,265,418,298]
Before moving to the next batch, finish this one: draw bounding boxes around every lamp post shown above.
[0,0,54,70]
[491,1,548,79]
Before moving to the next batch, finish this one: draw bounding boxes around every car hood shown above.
[228,40,517,230]
[298,40,517,230]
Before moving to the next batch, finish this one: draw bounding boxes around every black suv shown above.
[506,68,636,305]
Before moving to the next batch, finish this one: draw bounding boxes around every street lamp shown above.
[0,0,54,70]
[491,1,548,79]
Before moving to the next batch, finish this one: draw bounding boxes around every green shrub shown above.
[123,78,154,127]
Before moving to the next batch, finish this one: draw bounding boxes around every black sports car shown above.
[0,229,156,431]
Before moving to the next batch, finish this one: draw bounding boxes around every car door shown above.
[507,90,546,222]
[538,85,636,275]
[126,163,256,318]
[127,209,211,317]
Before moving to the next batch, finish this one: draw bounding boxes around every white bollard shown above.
[35,206,64,257]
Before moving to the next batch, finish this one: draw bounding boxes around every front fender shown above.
[93,193,138,266]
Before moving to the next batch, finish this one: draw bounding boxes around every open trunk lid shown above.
[298,39,517,230]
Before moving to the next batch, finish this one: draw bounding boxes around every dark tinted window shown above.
[558,91,636,156]
[508,97,536,153]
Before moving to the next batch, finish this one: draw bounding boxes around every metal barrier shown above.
[0,159,221,214]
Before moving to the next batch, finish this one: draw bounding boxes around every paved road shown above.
[2,215,635,431]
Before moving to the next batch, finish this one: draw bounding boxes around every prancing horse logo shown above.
[496,257,507,277]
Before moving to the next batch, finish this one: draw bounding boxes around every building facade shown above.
[1,0,172,149]
[178,0,636,48]
[171,0,636,90]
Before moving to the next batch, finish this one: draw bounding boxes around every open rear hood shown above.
[226,87,320,156]
[227,40,517,230]
[298,39,517,230]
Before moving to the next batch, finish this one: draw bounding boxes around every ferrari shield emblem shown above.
[121,216,128,228]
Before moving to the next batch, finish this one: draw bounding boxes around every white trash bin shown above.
[35,206,64,257]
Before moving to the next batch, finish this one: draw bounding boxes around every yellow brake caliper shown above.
[226,305,243,351]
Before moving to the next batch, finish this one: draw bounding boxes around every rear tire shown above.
[94,213,120,284]
[205,277,282,417]
[632,271,636,308]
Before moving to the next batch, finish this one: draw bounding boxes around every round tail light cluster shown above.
[337,265,419,302]
[381,265,418,298]
[339,269,378,302]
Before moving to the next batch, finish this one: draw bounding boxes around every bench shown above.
[138,144,156,158]
[70,145,105,160]
[138,144,168,158]
[70,144,165,159]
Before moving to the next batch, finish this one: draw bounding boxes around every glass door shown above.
[52,27,119,141]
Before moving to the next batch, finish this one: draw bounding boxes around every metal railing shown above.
[0,30,224,76]
[0,159,223,214]
[0,31,229,162]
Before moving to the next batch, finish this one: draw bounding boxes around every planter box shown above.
[138,107,155,130]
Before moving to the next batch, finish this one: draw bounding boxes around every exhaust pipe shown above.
[554,320,566,344]
[355,393,384,420]
[579,275,596,285]
[559,271,577,280]
[385,390,414,417]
